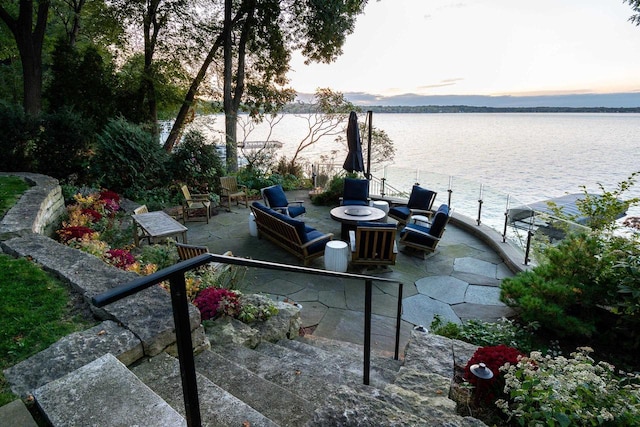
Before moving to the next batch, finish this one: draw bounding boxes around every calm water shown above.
[193,112,640,208]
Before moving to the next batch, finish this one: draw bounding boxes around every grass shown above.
[0,175,30,216]
[0,176,96,407]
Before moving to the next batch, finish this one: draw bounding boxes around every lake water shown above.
[192,112,640,211]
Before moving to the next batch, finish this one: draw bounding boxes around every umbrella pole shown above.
[367,110,372,179]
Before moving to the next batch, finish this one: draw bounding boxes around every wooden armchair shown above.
[175,242,209,261]
[132,204,151,245]
[349,222,398,268]
[181,185,211,224]
[220,176,248,211]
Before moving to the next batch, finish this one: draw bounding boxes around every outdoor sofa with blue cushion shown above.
[399,204,450,257]
[349,221,398,267]
[250,202,333,265]
[261,184,306,218]
[340,178,370,206]
[388,185,437,228]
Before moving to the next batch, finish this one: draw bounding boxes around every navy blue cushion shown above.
[264,185,288,208]
[341,199,369,206]
[357,221,396,229]
[252,201,273,213]
[400,223,434,246]
[389,206,411,221]
[305,231,331,254]
[408,185,436,210]
[343,178,369,202]
[288,205,306,218]
[270,210,306,242]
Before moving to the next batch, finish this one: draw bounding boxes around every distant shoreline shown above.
[283,104,640,114]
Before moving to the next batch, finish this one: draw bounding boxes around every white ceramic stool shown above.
[324,240,349,272]
[372,200,390,222]
[249,212,258,237]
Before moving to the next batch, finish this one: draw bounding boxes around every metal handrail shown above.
[92,253,404,427]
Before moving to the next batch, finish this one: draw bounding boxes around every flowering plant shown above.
[496,347,640,426]
[193,288,242,320]
[464,344,525,403]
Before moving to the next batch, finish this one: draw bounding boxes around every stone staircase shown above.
[10,330,486,426]
[0,173,487,425]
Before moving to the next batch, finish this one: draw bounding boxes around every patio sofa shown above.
[250,202,334,265]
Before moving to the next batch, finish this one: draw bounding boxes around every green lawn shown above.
[0,176,95,406]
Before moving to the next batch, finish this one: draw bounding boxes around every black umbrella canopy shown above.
[343,111,364,173]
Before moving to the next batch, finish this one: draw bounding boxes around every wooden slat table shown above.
[132,211,188,246]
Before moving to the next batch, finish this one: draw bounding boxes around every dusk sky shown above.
[287,0,640,99]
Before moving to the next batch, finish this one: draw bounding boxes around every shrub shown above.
[311,174,345,206]
[430,315,538,354]
[464,345,525,404]
[496,347,640,426]
[194,287,242,321]
[33,108,95,181]
[91,118,170,197]
[0,102,38,171]
[170,129,224,194]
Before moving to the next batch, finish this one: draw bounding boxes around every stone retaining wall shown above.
[1,173,207,397]
[0,172,66,239]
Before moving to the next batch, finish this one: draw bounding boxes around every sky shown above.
[286,0,640,99]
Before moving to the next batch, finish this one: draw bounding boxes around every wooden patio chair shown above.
[181,185,211,224]
[175,242,209,261]
[132,204,152,245]
[349,222,398,268]
[219,176,248,211]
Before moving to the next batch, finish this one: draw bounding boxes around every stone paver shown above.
[185,190,520,354]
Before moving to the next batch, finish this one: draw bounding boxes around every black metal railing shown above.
[92,253,404,427]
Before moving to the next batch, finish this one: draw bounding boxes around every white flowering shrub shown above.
[496,347,640,426]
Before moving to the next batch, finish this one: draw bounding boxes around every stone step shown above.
[297,334,403,373]
[3,320,143,398]
[131,352,277,427]
[33,353,185,426]
[195,349,315,427]
[0,400,38,427]
[212,341,340,405]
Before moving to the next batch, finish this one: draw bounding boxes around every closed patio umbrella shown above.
[343,111,364,173]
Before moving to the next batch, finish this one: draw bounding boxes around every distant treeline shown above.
[282,104,640,114]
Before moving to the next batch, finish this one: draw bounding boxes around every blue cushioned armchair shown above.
[261,185,306,218]
[341,178,370,206]
[388,185,437,228]
[399,204,450,257]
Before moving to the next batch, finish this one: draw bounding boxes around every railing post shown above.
[524,230,533,265]
[394,282,403,361]
[363,279,372,385]
[168,273,202,427]
[381,177,386,198]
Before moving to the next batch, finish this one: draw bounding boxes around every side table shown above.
[324,240,349,272]
[372,200,389,222]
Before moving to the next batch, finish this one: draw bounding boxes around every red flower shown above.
[57,226,95,243]
[99,190,121,213]
[82,208,102,222]
[105,249,136,270]
[464,345,525,403]
[193,288,241,320]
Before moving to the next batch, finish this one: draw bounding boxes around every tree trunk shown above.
[163,33,225,152]
[0,0,50,115]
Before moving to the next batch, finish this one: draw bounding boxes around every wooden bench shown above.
[250,202,333,266]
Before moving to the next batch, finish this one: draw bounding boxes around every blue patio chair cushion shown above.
[343,178,369,205]
[407,185,437,210]
[305,230,331,255]
[400,222,432,244]
[263,185,288,208]
[357,221,396,228]
[388,206,411,221]
[288,205,306,218]
[253,202,307,242]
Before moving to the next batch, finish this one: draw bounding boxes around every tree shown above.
[164,0,366,169]
[288,88,356,171]
[0,0,50,114]
[625,0,640,25]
